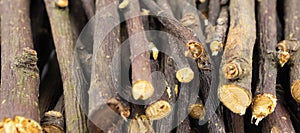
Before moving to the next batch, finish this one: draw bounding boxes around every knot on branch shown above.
[14,47,39,76]
[188,103,205,120]
[41,111,64,132]
[223,58,249,80]
[276,39,300,67]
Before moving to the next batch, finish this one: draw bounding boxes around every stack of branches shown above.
[0,0,300,133]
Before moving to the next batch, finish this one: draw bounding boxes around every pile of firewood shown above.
[0,0,300,132]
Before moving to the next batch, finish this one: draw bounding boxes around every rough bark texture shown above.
[262,101,295,133]
[218,0,256,115]
[0,0,39,121]
[44,0,87,132]
[284,0,300,103]
[251,0,278,125]
[87,0,130,132]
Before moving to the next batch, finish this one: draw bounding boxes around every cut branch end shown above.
[210,41,224,56]
[55,0,68,8]
[0,116,43,133]
[145,100,172,120]
[291,80,300,103]
[132,80,155,100]
[218,84,252,115]
[251,93,277,125]
[176,67,194,83]
[187,41,204,59]
[188,104,205,120]
[276,40,291,67]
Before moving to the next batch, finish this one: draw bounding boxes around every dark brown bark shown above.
[210,6,229,56]
[207,0,220,26]
[81,0,95,19]
[251,0,277,125]
[283,0,300,104]
[122,0,154,100]
[0,0,39,121]
[262,101,295,133]
[218,0,256,115]
[225,108,245,133]
[44,0,88,132]
[141,0,211,71]
[87,0,130,132]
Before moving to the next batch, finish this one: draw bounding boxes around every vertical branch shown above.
[123,0,154,100]
[0,0,39,121]
[88,0,130,132]
[218,0,256,115]
[251,0,277,125]
[282,0,300,104]
[44,0,87,132]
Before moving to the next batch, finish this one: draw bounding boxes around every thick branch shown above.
[87,0,130,132]
[81,0,95,19]
[44,0,87,132]
[251,0,277,125]
[218,0,256,115]
[0,0,39,121]
[123,0,154,100]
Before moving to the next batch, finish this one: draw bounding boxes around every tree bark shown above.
[210,6,229,56]
[283,0,300,104]
[44,0,88,132]
[218,0,256,115]
[0,0,39,121]
[262,101,295,133]
[251,0,277,125]
[225,108,245,133]
[87,0,130,132]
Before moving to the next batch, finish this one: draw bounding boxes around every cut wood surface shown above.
[218,0,256,115]
[251,0,277,125]
[0,0,40,121]
[44,0,87,132]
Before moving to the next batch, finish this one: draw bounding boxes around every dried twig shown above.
[44,0,87,131]
[123,0,154,100]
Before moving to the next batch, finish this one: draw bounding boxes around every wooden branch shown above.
[207,0,220,26]
[0,0,39,121]
[141,0,211,71]
[262,101,295,133]
[188,97,205,120]
[44,0,87,132]
[87,0,130,132]
[283,0,300,104]
[251,0,277,125]
[218,0,256,115]
[210,6,229,56]
[81,0,95,19]
[122,0,154,100]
